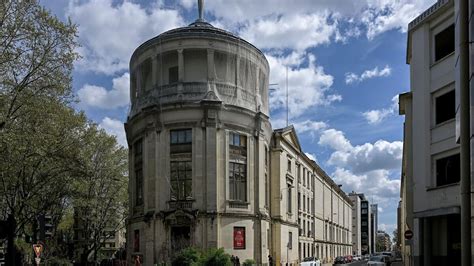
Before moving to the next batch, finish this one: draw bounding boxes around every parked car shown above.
[334,256,346,264]
[352,255,362,261]
[344,255,353,263]
[299,256,321,266]
[367,255,391,266]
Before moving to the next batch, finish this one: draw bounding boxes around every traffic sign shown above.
[404,230,414,240]
[33,243,43,257]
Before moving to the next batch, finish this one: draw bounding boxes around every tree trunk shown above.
[5,214,18,265]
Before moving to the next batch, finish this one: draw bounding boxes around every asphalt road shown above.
[333,260,403,266]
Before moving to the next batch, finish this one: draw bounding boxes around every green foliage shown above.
[0,2,127,265]
[200,248,232,266]
[172,247,202,266]
[243,259,256,266]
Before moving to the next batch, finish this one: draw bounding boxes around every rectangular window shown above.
[170,129,192,144]
[265,146,269,208]
[434,24,454,61]
[229,132,247,203]
[303,195,306,211]
[170,161,192,200]
[134,139,143,206]
[297,164,301,183]
[287,158,291,172]
[134,230,140,252]
[288,232,293,249]
[170,129,192,202]
[267,228,270,249]
[435,90,455,124]
[298,192,301,210]
[229,162,247,201]
[233,227,246,249]
[169,66,179,83]
[436,153,460,186]
[287,183,292,213]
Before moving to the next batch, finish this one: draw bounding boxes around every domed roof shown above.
[131,17,265,61]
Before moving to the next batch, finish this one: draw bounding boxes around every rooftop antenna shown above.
[197,0,204,22]
[286,65,289,126]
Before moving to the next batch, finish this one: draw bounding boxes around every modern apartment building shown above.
[399,0,472,265]
[348,193,371,255]
[370,204,378,254]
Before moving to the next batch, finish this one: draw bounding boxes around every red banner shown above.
[233,227,245,249]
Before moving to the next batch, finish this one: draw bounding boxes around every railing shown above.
[130,81,258,116]
[168,200,193,209]
[228,201,248,209]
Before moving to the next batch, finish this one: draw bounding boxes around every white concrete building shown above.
[349,194,361,256]
[400,0,470,265]
[370,204,378,254]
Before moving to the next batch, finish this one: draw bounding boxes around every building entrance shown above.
[171,226,191,252]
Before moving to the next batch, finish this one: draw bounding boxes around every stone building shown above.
[272,127,352,264]
[125,3,352,265]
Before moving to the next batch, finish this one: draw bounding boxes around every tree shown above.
[0,97,87,264]
[0,1,78,263]
[0,0,78,131]
[72,125,128,265]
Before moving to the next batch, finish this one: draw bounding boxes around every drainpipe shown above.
[459,0,470,265]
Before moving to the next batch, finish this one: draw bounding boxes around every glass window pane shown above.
[178,130,185,143]
[234,134,240,146]
[186,130,192,143]
[171,131,178,144]
[185,180,192,199]
[240,135,246,147]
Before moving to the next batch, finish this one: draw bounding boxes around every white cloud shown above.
[328,139,403,173]
[363,95,399,124]
[192,0,436,45]
[345,65,391,84]
[77,72,130,109]
[378,223,396,235]
[67,0,184,74]
[240,13,336,51]
[294,120,328,135]
[267,52,340,118]
[333,168,400,205]
[99,117,127,147]
[318,127,402,205]
[305,152,317,162]
[318,129,352,152]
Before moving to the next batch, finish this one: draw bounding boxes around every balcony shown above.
[130,82,257,116]
[168,200,194,210]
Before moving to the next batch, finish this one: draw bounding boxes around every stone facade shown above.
[125,16,352,266]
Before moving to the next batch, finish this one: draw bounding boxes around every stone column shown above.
[178,49,184,94]
[207,49,215,81]
[151,55,157,88]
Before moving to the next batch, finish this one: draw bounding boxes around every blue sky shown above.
[40,0,437,236]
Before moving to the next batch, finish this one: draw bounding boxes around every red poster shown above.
[233,227,245,249]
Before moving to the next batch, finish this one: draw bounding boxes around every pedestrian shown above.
[235,256,240,266]
[134,255,142,266]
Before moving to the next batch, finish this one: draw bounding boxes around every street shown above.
[328,260,403,266]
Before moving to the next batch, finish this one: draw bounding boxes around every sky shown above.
[40,0,438,237]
